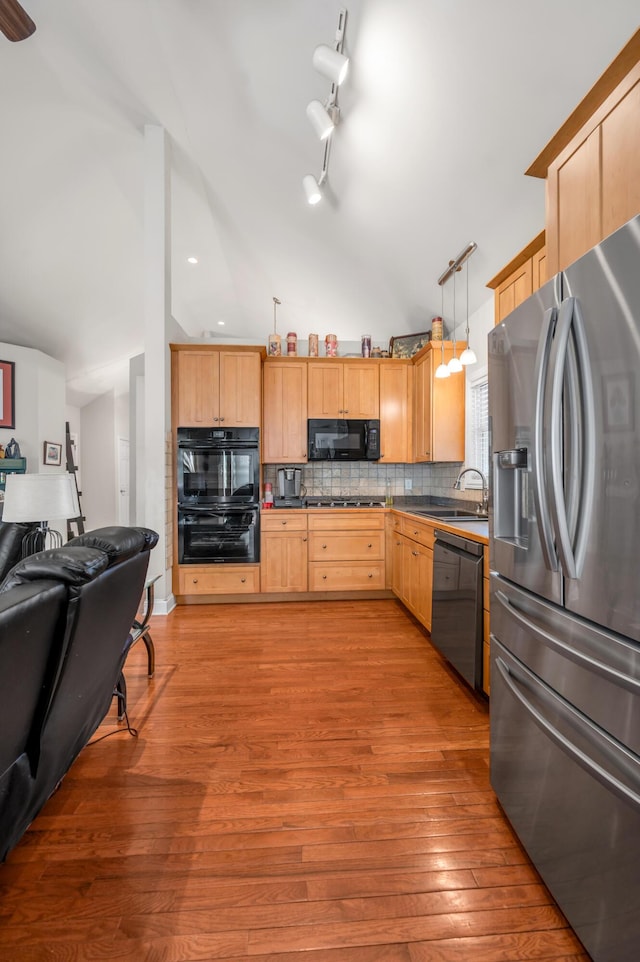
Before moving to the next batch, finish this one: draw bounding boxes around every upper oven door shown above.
[177,430,259,504]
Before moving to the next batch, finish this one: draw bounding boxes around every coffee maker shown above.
[276,467,303,507]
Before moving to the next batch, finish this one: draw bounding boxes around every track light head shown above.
[302,174,322,205]
[313,44,349,85]
[306,100,335,141]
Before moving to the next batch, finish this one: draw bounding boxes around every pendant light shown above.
[435,282,450,379]
[448,267,463,373]
[460,258,477,366]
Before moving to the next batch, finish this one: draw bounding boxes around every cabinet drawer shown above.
[309,562,385,591]
[260,512,308,532]
[307,511,385,531]
[178,565,260,594]
[400,516,435,547]
[308,531,384,562]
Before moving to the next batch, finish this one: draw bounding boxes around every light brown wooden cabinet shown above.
[261,512,308,592]
[527,33,640,275]
[177,564,260,596]
[487,232,547,325]
[307,510,385,590]
[393,515,434,632]
[379,361,412,463]
[307,360,379,419]
[262,360,308,463]
[171,345,263,428]
[412,342,465,463]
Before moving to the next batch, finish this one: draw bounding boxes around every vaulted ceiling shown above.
[1,1,638,405]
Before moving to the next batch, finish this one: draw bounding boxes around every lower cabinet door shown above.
[261,532,308,592]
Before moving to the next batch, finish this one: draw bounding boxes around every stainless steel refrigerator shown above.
[489,214,640,962]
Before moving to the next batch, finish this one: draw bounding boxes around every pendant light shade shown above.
[306,100,335,140]
[313,44,349,85]
[435,361,451,378]
[302,174,322,205]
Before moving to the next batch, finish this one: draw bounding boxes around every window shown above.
[464,367,489,485]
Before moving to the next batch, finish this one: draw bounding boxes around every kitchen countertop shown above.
[393,507,489,545]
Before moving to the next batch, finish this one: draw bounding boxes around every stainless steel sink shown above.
[413,508,488,522]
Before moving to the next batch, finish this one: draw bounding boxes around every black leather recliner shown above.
[0,525,158,860]
[0,521,38,581]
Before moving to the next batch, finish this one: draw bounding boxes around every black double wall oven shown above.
[177,427,260,565]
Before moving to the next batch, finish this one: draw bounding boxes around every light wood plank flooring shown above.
[0,599,589,961]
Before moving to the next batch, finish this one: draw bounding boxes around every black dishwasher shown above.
[430,529,483,690]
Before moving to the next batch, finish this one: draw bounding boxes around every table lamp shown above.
[2,473,80,556]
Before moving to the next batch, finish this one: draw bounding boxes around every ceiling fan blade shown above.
[0,0,36,42]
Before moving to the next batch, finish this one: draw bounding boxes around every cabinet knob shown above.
[240,577,246,583]
[213,417,219,422]
[425,450,430,456]
[219,417,225,423]
[322,574,327,580]
[412,550,418,557]
[192,578,198,584]
[367,543,372,548]
[368,573,373,578]
[281,520,287,525]
[322,543,327,549]
[302,537,307,542]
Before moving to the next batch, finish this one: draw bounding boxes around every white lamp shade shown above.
[435,363,450,379]
[3,473,80,523]
[306,99,334,140]
[302,174,322,205]
[312,44,349,85]
[460,346,477,365]
[448,355,463,373]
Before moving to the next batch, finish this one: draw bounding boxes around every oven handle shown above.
[178,503,259,514]
[178,441,258,450]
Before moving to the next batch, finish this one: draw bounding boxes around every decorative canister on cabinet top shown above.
[268,333,282,356]
[286,332,298,356]
[431,316,443,340]
[308,333,319,357]
[325,333,338,356]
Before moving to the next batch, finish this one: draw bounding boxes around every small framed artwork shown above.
[43,441,63,466]
[0,359,15,429]
[389,332,431,358]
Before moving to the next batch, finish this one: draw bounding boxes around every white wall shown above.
[0,342,66,473]
[80,390,117,529]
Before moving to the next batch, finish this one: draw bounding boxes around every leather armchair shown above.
[0,525,158,860]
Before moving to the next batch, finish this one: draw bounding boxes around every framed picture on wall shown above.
[0,360,15,429]
[43,441,62,466]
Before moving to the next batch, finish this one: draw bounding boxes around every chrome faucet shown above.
[454,467,489,514]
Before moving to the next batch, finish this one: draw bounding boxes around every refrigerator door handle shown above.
[548,298,577,578]
[494,588,640,696]
[532,306,559,571]
[568,297,597,579]
[494,654,640,809]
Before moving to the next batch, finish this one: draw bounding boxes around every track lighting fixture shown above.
[312,43,349,86]
[302,174,322,205]
[436,240,478,373]
[302,9,348,206]
[306,100,336,141]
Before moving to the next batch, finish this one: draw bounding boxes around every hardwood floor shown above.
[0,599,589,961]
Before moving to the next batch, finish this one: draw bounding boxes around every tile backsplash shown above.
[263,461,483,504]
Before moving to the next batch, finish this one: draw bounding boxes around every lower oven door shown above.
[178,506,260,564]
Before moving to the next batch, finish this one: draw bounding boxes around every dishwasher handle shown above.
[434,529,483,557]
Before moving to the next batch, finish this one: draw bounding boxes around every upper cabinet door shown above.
[342,363,379,419]
[379,363,411,463]
[307,363,343,417]
[175,351,220,426]
[262,361,308,462]
[219,351,262,427]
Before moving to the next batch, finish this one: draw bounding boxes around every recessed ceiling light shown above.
[217,320,225,326]
[187,256,198,264]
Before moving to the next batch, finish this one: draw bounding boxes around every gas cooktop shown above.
[305,497,385,508]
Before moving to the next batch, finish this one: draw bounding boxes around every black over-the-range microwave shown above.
[307,419,380,461]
